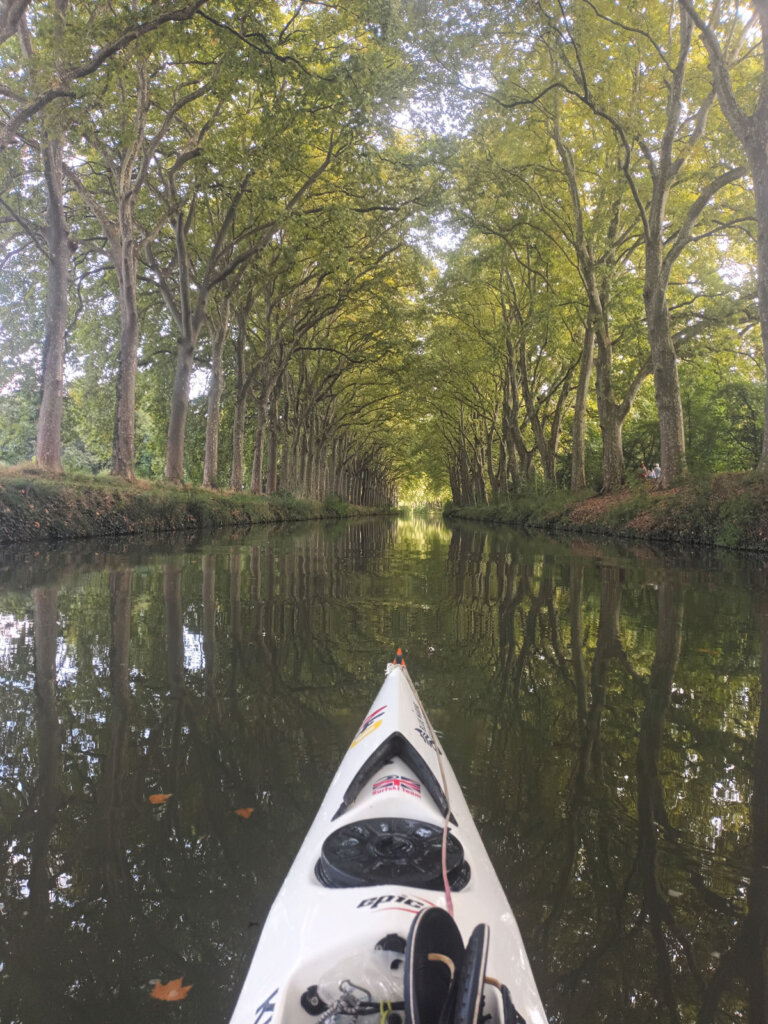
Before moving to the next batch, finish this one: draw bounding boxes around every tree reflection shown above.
[30,586,60,919]
[0,521,762,1023]
[695,594,768,1024]
[22,586,62,1021]
[441,531,761,1024]
[635,581,687,1022]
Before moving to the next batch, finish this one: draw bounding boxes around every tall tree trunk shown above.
[230,320,247,490]
[644,242,687,486]
[203,303,230,488]
[110,216,139,481]
[165,212,200,483]
[553,121,631,493]
[36,138,68,474]
[22,2,68,474]
[283,429,295,492]
[595,349,625,492]
[165,333,196,483]
[298,430,309,496]
[266,400,279,493]
[250,416,266,494]
[231,392,246,491]
[571,321,595,490]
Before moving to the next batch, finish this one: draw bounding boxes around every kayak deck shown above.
[229,660,547,1024]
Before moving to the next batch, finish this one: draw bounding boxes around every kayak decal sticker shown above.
[372,774,421,798]
[351,705,387,747]
[252,988,278,1024]
[357,893,437,913]
[412,701,437,750]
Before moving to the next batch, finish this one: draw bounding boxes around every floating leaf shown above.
[150,977,192,1002]
[149,794,172,805]
[234,807,255,819]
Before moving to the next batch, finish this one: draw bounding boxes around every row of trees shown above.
[1,0,432,504]
[411,0,768,499]
[1,1,767,502]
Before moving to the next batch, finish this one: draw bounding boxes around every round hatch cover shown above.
[316,817,468,889]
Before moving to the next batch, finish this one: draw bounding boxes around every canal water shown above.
[0,516,764,1024]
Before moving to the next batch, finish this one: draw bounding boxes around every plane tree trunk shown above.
[35,137,68,474]
[203,299,230,488]
[570,322,595,491]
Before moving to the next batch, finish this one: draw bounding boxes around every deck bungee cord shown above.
[393,648,456,921]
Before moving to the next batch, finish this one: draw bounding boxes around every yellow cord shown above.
[427,952,457,979]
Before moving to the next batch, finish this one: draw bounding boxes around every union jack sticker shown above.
[372,775,421,798]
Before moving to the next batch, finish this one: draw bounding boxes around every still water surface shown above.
[0,516,764,1024]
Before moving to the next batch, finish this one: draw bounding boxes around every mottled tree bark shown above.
[644,239,687,487]
[109,215,140,482]
[36,138,68,474]
[571,322,595,490]
[203,304,230,488]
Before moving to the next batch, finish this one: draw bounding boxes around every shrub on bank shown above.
[322,493,352,516]
[0,471,380,546]
[444,473,768,552]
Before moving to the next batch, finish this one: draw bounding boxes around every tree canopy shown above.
[0,0,765,503]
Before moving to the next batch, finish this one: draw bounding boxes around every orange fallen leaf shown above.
[234,807,255,819]
[150,977,192,1002]
[149,794,172,805]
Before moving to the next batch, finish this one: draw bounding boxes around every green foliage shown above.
[322,493,352,516]
[0,380,38,465]
[0,0,765,511]
[0,471,367,544]
[446,470,768,551]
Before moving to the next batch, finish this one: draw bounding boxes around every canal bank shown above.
[445,471,768,552]
[0,469,389,546]
[5,469,768,552]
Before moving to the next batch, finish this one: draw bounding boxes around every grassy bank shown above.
[445,472,768,552]
[0,468,381,546]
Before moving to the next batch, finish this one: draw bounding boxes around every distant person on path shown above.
[639,462,649,481]
[648,463,661,480]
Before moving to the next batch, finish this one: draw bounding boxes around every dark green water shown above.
[0,517,764,1024]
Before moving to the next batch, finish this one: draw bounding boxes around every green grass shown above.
[444,472,768,552]
[0,470,387,546]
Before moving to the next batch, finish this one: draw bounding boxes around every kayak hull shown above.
[229,662,547,1024]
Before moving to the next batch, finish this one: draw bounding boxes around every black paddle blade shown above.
[452,923,489,1024]
[404,907,464,1024]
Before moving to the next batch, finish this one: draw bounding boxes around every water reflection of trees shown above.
[0,520,763,1023]
[444,528,763,1024]
[0,520,399,1023]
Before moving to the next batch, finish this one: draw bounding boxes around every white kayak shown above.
[229,653,548,1024]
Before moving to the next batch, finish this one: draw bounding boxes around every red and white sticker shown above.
[372,775,421,798]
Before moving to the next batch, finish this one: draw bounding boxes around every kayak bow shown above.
[229,654,548,1024]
